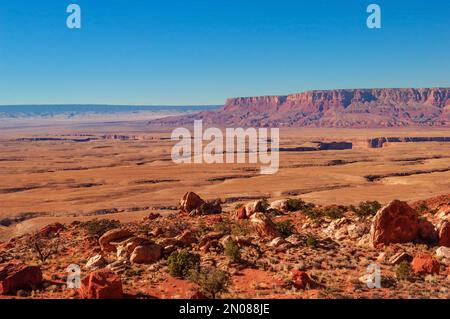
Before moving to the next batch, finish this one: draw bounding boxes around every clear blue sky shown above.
[0,0,448,105]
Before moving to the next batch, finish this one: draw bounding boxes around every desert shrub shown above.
[323,206,345,220]
[275,220,296,237]
[231,221,251,236]
[396,260,412,281]
[197,221,212,236]
[224,240,241,263]
[303,207,323,220]
[189,267,230,299]
[214,218,232,235]
[416,201,429,214]
[167,250,200,278]
[306,235,317,247]
[285,198,315,212]
[354,201,382,218]
[27,233,59,263]
[81,219,121,237]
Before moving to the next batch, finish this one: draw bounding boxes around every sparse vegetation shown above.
[189,267,230,299]
[167,250,200,278]
[27,233,59,263]
[351,201,382,218]
[224,240,241,263]
[275,220,296,237]
[323,206,345,220]
[80,219,121,238]
[306,235,317,247]
[285,198,315,212]
[396,260,412,281]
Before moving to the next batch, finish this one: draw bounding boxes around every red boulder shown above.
[79,269,123,299]
[411,253,440,275]
[0,263,42,295]
[417,219,438,244]
[438,221,450,247]
[370,200,420,247]
[180,192,205,214]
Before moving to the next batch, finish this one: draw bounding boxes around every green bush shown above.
[231,221,251,237]
[303,207,323,220]
[285,198,315,212]
[396,260,412,281]
[167,250,200,278]
[354,201,382,217]
[306,235,317,247]
[275,220,296,237]
[416,201,429,214]
[224,240,241,263]
[81,219,121,237]
[189,268,230,299]
[323,206,345,220]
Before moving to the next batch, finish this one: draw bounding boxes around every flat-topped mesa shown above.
[225,88,450,111]
[149,87,450,128]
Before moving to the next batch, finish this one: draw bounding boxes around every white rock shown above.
[269,237,286,247]
[85,255,107,270]
[436,246,450,259]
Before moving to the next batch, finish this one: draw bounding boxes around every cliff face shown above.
[149,88,450,128]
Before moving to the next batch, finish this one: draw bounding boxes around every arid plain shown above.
[1,123,449,241]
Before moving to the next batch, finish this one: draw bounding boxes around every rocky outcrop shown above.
[180,192,205,214]
[370,200,420,247]
[79,269,123,299]
[411,253,440,275]
[149,88,450,128]
[0,263,42,295]
[130,245,163,264]
[250,213,280,239]
[99,229,133,253]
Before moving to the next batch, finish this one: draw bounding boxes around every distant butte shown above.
[149,87,450,128]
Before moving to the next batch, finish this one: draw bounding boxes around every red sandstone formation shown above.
[150,87,450,128]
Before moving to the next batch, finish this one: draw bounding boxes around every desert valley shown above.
[0,88,449,299]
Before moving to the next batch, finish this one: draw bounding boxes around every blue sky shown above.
[0,0,448,105]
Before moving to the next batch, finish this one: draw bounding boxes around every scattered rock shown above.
[291,270,314,289]
[130,245,163,264]
[270,199,289,212]
[180,192,205,214]
[99,229,133,253]
[234,206,247,220]
[0,263,42,295]
[245,200,266,218]
[175,230,198,246]
[269,237,286,247]
[250,213,280,240]
[435,246,450,259]
[190,200,222,216]
[38,223,65,237]
[411,253,440,275]
[79,269,123,299]
[370,200,420,247]
[438,221,450,247]
[85,255,107,270]
[389,252,412,265]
